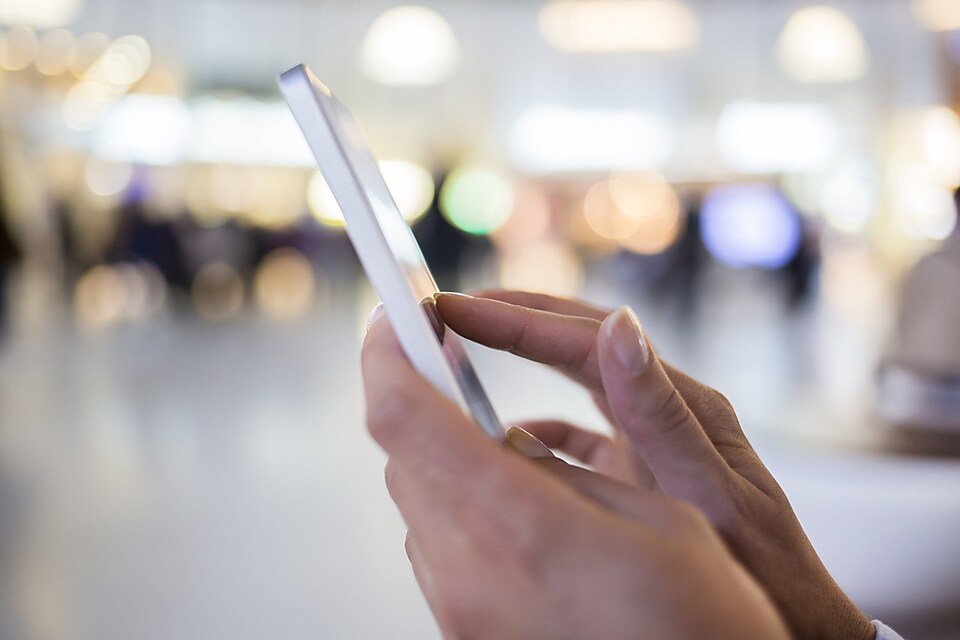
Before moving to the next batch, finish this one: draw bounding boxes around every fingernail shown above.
[435,292,472,300]
[505,427,554,458]
[604,306,650,375]
[367,302,384,330]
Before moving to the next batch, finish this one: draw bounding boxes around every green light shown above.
[439,168,514,235]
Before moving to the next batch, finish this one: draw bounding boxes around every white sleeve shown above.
[873,620,905,640]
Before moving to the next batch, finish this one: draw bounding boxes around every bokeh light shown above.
[439,168,514,235]
[307,161,433,229]
[0,25,39,71]
[94,95,191,166]
[241,170,307,230]
[916,107,960,188]
[912,0,960,32]
[611,172,684,255]
[84,157,133,198]
[74,262,167,329]
[379,160,435,223]
[0,0,82,29]
[191,262,245,323]
[581,173,684,254]
[820,242,891,313]
[539,0,700,53]
[306,171,345,228]
[890,165,958,241]
[820,160,880,234]
[208,165,262,216]
[35,28,75,76]
[68,31,110,77]
[777,6,869,84]
[510,104,674,174]
[701,184,802,269]
[74,265,125,329]
[63,34,153,131]
[715,101,839,173]
[358,6,460,87]
[499,242,583,297]
[490,182,552,250]
[584,180,642,240]
[254,249,318,321]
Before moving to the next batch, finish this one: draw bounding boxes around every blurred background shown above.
[2,0,960,638]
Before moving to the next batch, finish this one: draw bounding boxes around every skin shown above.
[435,290,877,640]
[362,308,790,640]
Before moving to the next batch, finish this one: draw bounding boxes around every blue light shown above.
[700,184,802,269]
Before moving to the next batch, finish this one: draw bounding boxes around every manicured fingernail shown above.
[435,292,472,300]
[367,302,384,330]
[505,427,554,458]
[604,306,650,375]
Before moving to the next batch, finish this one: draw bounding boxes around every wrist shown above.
[818,591,875,640]
[845,612,878,640]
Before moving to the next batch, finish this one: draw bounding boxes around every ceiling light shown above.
[539,0,699,53]
[509,104,673,174]
[358,6,460,87]
[0,0,82,29]
[777,6,869,83]
[715,101,840,174]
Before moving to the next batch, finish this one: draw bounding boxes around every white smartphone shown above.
[279,64,505,441]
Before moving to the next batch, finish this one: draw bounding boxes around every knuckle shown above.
[383,459,401,501]
[652,388,694,437]
[403,531,414,561]
[708,387,735,414]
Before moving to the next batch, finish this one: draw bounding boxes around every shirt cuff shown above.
[873,620,905,640]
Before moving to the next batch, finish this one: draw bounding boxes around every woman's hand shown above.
[436,291,876,640]
[362,309,789,640]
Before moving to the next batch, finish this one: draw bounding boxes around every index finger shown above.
[473,289,611,322]
[436,293,605,389]
[436,293,752,456]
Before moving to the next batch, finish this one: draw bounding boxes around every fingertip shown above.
[366,302,385,330]
[361,304,405,369]
[598,306,652,377]
[505,426,555,459]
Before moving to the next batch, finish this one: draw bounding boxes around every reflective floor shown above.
[2,275,960,640]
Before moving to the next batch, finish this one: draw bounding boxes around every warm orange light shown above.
[499,242,584,297]
[582,172,684,255]
[191,262,245,322]
[539,0,699,53]
[254,249,317,321]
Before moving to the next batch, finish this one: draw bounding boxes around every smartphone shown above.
[279,64,504,441]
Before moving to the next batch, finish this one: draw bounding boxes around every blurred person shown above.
[652,200,707,321]
[781,221,818,310]
[109,199,190,292]
[362,291,902,640]
[878,190,960,435]
[0,186,21,335]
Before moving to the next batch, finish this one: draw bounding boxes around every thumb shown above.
[597,307,730,498]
